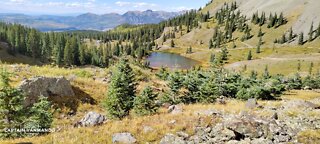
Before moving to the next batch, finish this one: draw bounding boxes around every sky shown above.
[0,0,209,15]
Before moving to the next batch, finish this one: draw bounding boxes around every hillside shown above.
[1,0,320,144]
[204,0,320,36]
[157,0,320,75]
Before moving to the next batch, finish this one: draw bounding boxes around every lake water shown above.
[147,52,200,69]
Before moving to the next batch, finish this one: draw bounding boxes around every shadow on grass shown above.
[48,86,97,114]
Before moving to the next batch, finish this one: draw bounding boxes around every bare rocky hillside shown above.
[206,0,320,35]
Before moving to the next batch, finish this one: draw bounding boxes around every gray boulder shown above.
[160,134,186,144]
[75,111,107,127]
[194,109,221,116]
[245,98,258,109]
[168,105,183,114]
[283,100,320,109]
[112,132,136,144]
[19,76,75,106]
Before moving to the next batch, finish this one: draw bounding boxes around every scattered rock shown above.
[160,134,186,144]
[217,96,227,104]
[176,131,189,139]
[169,120,176,124]
[112,133,136,144]
[75,111,107,127]
[67,74,77,81]
[19,76,75,106]
[194,109,221,116]
[271,112,278,120]
[304,86,312,90]
[251,138,273,144]
[143,126,154,133]
[245,98,258,109]
[168,105,183,114]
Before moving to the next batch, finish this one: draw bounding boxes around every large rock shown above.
[112,133,136,144]
[19,76,75,106]
[75,111,107,127]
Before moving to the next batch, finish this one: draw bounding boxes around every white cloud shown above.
[115,1,157,8]
[9,0,27,4]
[10,0,26,2]
[168,6,194,12]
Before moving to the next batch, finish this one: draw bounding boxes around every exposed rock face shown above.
[19,76,75,106]
[160,103,320,144]
[75,112,107,127]
[112,133,136,144]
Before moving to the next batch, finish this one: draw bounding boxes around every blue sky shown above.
[0,0,209,15]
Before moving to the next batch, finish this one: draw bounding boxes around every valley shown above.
[1,0,320,143]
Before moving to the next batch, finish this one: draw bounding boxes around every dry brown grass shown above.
[1,62,320,144]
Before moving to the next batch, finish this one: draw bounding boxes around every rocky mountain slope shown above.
[0,10,181,31]
[204,0,320,36]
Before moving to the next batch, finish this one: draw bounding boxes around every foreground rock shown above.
[19,76,75,106]
[75,111,107,127]
[112,133,136,144]
[160,134,186,144]
[160,106,320,144]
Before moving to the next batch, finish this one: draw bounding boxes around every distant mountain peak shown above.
[0,10,181,31]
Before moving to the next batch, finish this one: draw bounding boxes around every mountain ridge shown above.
[0,10,183,31]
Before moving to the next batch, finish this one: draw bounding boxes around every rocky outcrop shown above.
[160,134,186,144]
[112,133,136,144]
[160,102,320,144]
[18,76,75,106]
[75,111,107,127]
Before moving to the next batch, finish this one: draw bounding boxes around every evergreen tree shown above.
[186,46,192,54]
[25,96,53,133]
[298,32,304,45]
[167,71,183,103]
[133,86,159,116]
[258,27,263,37]
[317,23,320,38]
[104,59,136,119]
[63,40,72,66]
[27,29,40,60]
[247,50,252,60]
[232,41,236,48]
[210,53,215,63]
[209,39,213,49]
[256,37,262,53]
[309,22,314,42]
[288,27,293,41]
[309,62,314,75]
[221,47,229,61]
[79,43,86,65]
[263,65,270,79]
[0,68,25,138]
[170,39,175,47]
[297,60,301,72]
[280,34,286,44]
